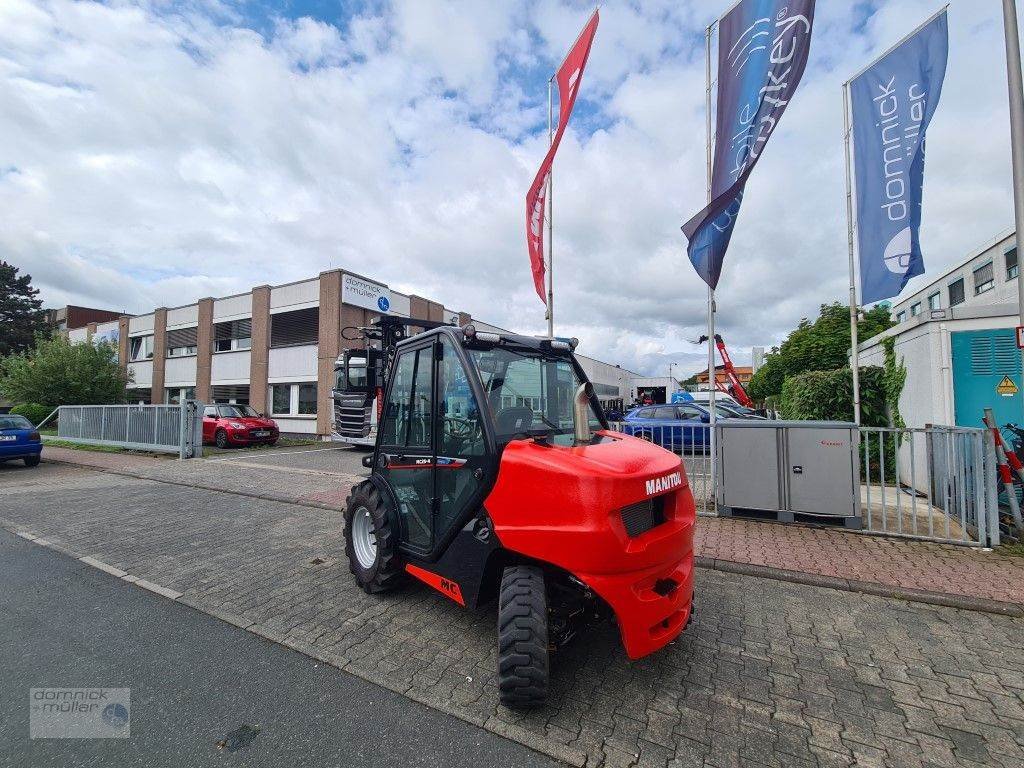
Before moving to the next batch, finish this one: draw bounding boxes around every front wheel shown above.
[344,481,405,593]
[215,429,229,449]
[497,565,549,709]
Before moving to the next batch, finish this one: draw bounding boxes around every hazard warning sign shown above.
[996,376,1019,397]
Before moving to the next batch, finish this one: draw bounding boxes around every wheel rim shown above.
[351,505,378,569]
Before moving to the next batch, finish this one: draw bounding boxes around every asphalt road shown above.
[0,530,560,768]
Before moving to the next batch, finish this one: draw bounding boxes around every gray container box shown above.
[716,421,861,529]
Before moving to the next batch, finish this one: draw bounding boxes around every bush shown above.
[0,335,130,406]
[10,402,55,426]
[778,366,887,426]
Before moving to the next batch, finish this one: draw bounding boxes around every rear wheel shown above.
[215,429,229,449]
[497,565,549,709]
[344,481,405,593]
[24,455,40,468]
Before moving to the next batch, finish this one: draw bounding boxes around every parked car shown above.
[622,403,715,452]
[0,414,42,467]
[715,403,767,419]
[202,404,279,448]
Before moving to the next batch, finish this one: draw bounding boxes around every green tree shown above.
[0,335,130,407]
[747,302,894,401]
[0,261,46,357]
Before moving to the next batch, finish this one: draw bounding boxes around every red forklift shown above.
[343,323,696,707]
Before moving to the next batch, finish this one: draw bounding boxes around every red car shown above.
[202,404,279,448]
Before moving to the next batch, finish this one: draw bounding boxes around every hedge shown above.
[778,366,888,427]
[10,402,55,426]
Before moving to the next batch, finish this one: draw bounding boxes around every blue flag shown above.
[851,10,948,305]
[682,0,816,288]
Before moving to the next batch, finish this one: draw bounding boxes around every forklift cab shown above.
[369,326,604,560]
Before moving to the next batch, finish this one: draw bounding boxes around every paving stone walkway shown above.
[39,447,1024,610]
[3,464,1024,768]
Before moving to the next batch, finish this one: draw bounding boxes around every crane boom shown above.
[696,334,755,408]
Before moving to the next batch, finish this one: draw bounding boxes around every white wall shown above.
[95,320,119,334]
[211,351,251,384]
[213,293,252,322]
[268,344,318,381]
[68,327,88,344]
[164,356,197,386]
[271,279,319,312]
[273,416,317,434]
[167,304,199,330]
[129,314,154,334]
[388,292,411,317]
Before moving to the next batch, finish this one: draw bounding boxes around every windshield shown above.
[337,357,368,391]
[219,405,259,418]
[466,346,601,446]
[0,415,33,430]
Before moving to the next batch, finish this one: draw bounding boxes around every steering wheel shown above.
[444,416,477,440]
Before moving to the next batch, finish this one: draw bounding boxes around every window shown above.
[218,404,259,419]
[298,383,317,415]
[436,337,484,457]
[973,262,994,295]
[166,327,198,357]
[896,311,907,323]
[269,383,318,416]
[677,405,706,421]
[380,347,433,447]
[270,307,319,347]
[1007,247,1018,280]
[271,385,291,415]
[165,387,196,405]
[126,387,151,404]
[213,319,252,352]
[928,293,941,311]
[949,278,965,306]
[129,335,154,361]
[653,406,676,420]
[211,385,250,405]
[203,405,217,418]
[910,303,921,317]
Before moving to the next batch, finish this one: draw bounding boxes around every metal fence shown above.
[609,420,999,546]
[859,426,999,547]
[47,401,204,459]
[608,422,714,512]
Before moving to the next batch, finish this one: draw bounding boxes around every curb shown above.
[41,455,1024,619]
[2,525,587,768]
[694,556,1024,617]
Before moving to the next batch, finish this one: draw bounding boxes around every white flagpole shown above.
[547,77,555,338]
[1002,0,1024,349]
[706,21,718,505]
[843,81,861,426]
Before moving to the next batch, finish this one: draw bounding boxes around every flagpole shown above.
[1002,0,1024,357]
[705,21,717,506]
[547,76,555,339]
[843,81,861,426]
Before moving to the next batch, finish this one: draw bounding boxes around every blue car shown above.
[621,403,713,452]
[0,414,42,467]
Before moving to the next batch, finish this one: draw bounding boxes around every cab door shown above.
[376,342,436,553]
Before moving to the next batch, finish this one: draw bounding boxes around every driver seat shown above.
[494,407,534,434]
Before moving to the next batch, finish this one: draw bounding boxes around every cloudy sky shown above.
[1,0,1021,376]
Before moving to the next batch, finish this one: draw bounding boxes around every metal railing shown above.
[609,419,998,546]
[41,401,205,459]
[859,426,999,547]
[608,422,713,512]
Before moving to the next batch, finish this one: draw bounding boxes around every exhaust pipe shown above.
[574,382,595,445]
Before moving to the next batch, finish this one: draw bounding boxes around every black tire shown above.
[215,429,229,449]
[24,455,41,468]
[344,481,405,593]
[497,565,549,708]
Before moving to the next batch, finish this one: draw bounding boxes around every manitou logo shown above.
[645,472,682,496]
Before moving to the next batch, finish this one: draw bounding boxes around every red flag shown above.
[526,9,599,304]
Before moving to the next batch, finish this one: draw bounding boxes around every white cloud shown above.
[0,0,1021,376]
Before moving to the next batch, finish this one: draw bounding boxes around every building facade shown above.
[889,230,1017,323]
[45,305,124,334]
[69,269,642,437]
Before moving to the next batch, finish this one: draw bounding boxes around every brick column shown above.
[117,316,130,375]
[317,271,342,437]
[195,298,214,403]
[427,301,444,323]
[458,312,472,327]
[409,296,430,335]
[249,287,271,414]
[152,308,168,401]
[86,322,97,342]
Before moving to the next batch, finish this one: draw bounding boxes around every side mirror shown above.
[361,454,374,469]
